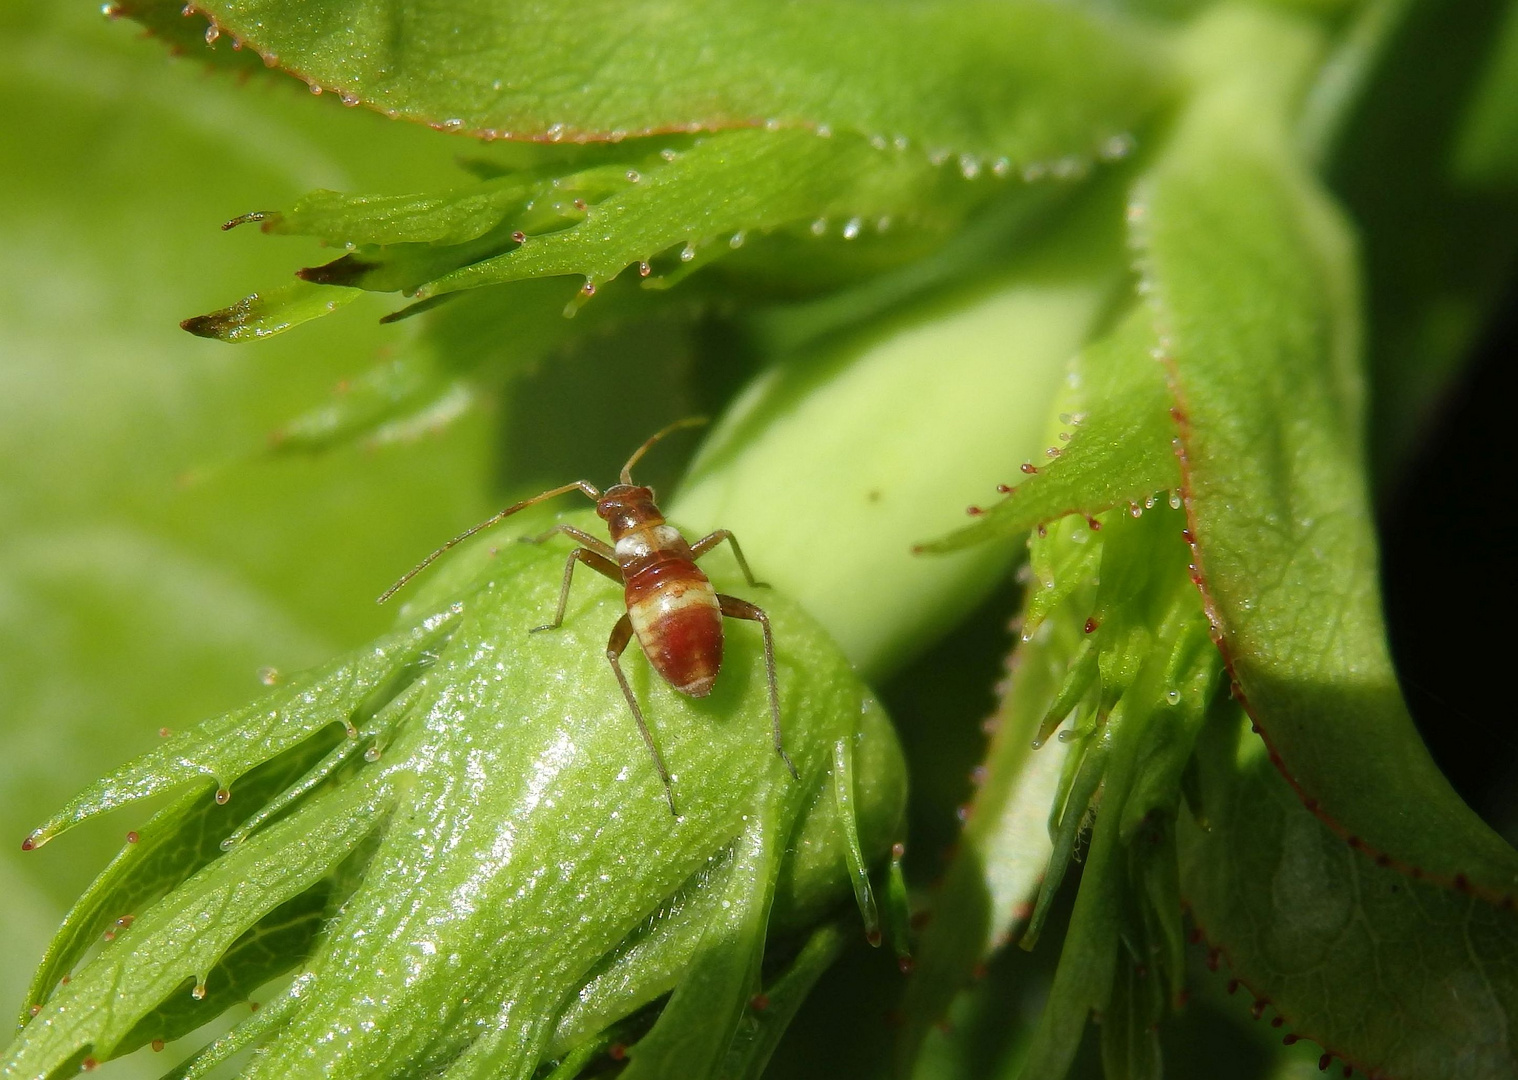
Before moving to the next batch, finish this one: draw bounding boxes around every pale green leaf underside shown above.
[154,0,1170,169]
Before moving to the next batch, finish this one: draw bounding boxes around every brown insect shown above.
[380,418,796,813]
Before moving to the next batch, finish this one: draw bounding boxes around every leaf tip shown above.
[296,256,370,287]
[378,293,455,324]
[179,310,234,339]
[910,533,969,557]
[221,210,276,232]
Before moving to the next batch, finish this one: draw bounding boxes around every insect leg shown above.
[530,547,623,633]
[518,523,616,560]
[607,613,677,815]
[717,594,798,779]
[691,530,769,588]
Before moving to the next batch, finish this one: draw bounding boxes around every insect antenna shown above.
[620,416,708,485]
[378,480,603,603]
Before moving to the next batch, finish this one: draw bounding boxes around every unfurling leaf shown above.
[900,505,1220,1080]
[5,516,905,1080]
[1011,505,1216,1080]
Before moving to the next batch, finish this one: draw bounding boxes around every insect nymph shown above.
[380,419,796,813]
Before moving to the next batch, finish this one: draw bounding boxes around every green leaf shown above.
[119,873,341,1057]
[5,520,904,1079]
[19,729,340,1025]
[1455,0,1518,187]
[156,0,1175,335]
[916,306,1180,555]
[1014,676,1142,1080]
[163,982,302,1080]
[7,776,386,1075]
[411,129,987,301]
[1129,5,1518,899]
[175,0,1176,342]
[1181,704,1518,1080]
[138,0,1171,171]
[197,128,1038,338]
[106,0,274,78]
[721,923,850,1080]
[179,280,362,342]
[546,698,904,1059]
[893,557,1083,1068]
[1101,952,1163,1080]
[771,698,906,935]
[22,612,458,850]
[264,278,605,453]
[265,352,456,454]
[261,169,582,247]
[1315,0,1518,480]
[620,810,778,1079]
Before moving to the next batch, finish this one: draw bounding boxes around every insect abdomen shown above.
[620,529,723,697]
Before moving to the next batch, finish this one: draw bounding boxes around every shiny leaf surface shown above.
[5,522,905,1079]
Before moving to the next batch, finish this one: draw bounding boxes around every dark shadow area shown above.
[1380,278,1518,840]
[495,314,704,496]
[878,573,1023,883]
[1326,0,1518,488]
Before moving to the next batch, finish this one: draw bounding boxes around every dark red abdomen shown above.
[625,561,723,696]
[619,544,722,698]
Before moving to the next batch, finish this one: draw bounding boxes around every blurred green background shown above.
[0,0,495,1037]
